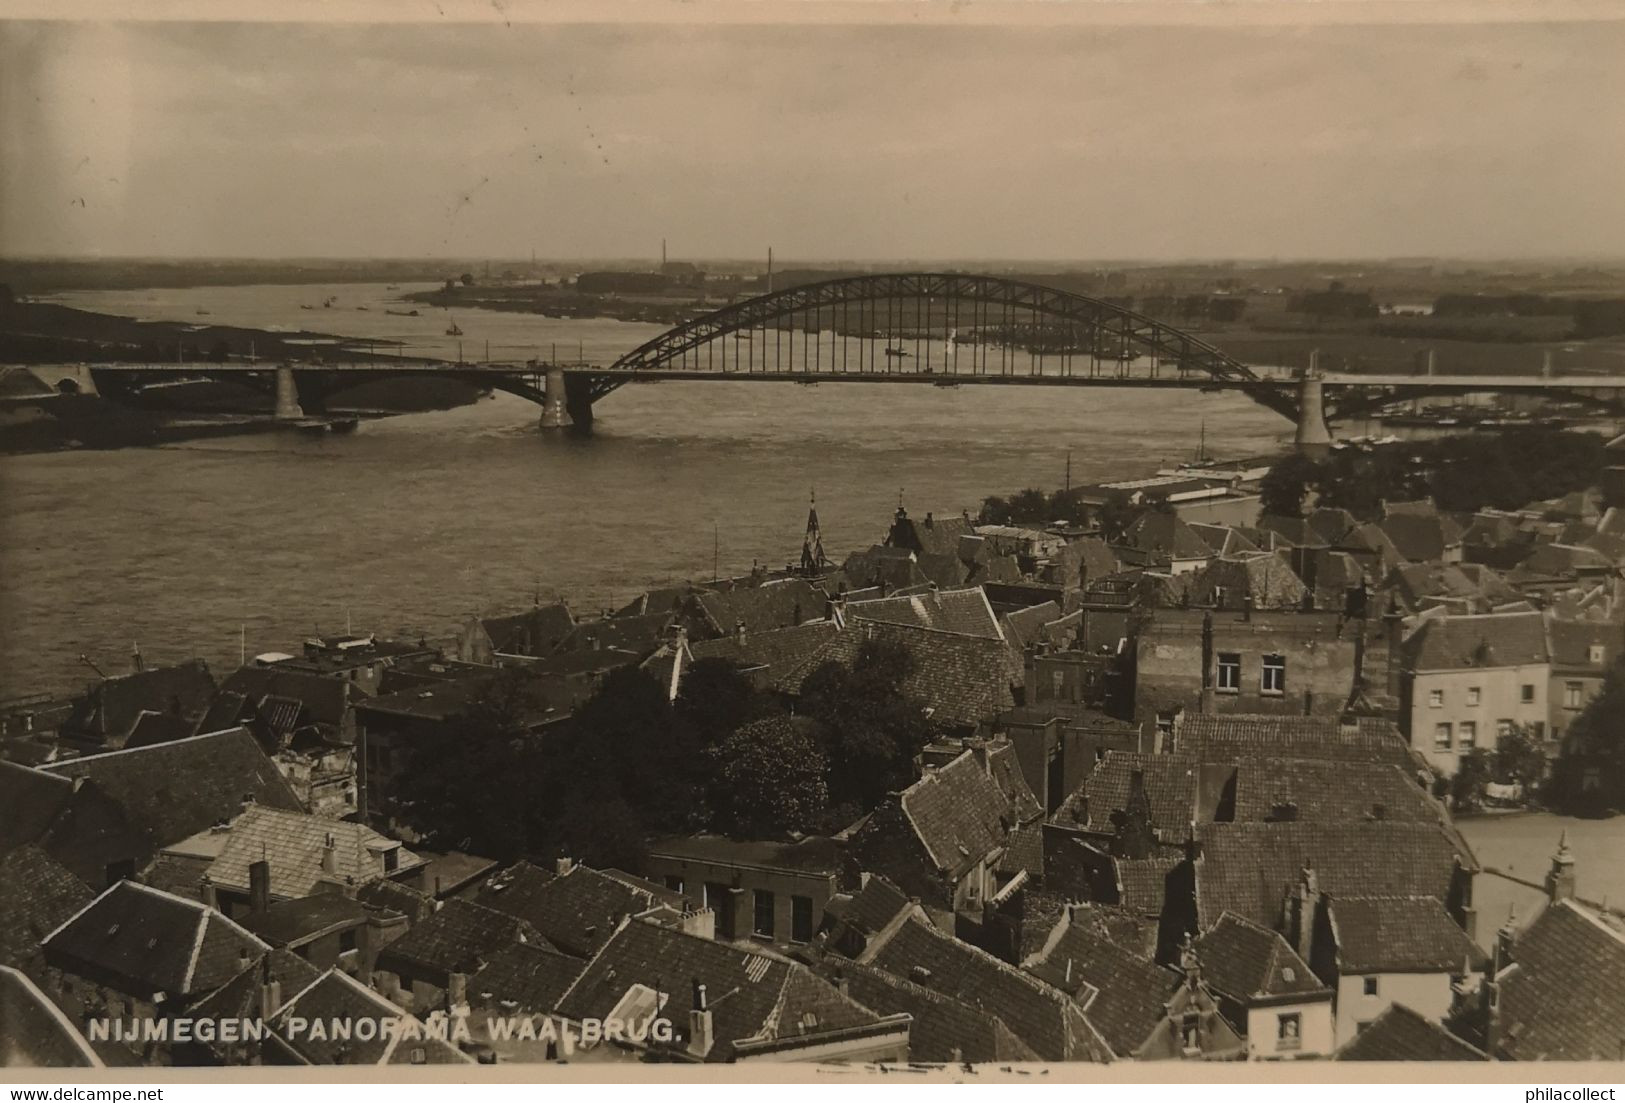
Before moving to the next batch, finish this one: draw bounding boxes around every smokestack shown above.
[320,833,337,875]
[249,859,271,914]
[688,980,714,1059]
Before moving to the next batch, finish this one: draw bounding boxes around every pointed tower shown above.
[800,490,829,575]
[1545,829,1577,904]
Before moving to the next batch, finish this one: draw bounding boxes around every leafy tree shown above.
[1493,725,1549,794]
[798,637,938,809]
[390,667,549,860]
[1259,453,1322,518]
[1550,655,1625,815]
[1450,748,1495,813]
[674,658,779,748]
[709,717,829,836]
[1005,488,1050,523]
[978,495,1012,524]
[1095,491,1140,544]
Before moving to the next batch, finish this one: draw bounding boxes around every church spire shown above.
[800,489,828,575]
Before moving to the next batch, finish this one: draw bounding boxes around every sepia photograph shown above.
[2,0,1624,1085]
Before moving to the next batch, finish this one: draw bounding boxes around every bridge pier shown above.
[1294,353,1332,456]
[539,366,571,429]
[273,365,305,421]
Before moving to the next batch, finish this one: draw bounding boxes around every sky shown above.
[3,11,1625,262]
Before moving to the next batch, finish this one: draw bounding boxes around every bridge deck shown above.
[66,361,1625,390]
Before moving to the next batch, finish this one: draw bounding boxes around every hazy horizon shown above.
[5,15,1625,263]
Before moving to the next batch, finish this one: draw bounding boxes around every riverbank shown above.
[0,298,484,453]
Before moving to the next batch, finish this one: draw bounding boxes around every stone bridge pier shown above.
[1293,350,1332,456]
[539,366,570,429]
[274,365,305,421]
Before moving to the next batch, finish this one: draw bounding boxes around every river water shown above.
[4,281,1293,697]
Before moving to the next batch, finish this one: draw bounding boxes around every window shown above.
[1276,1013,1302,1051]
[791,895,814,943]
[1521,684,1536,704]
[1428,689,1444,708]
[1466,687,1481,706]
[753,889,775,938]
[1565,681,1584,709]
[1589,644,1606,664]
[1362,976,1379,997]
[1497,719,1514,738]
[1216,653,1241,693]
[664,875,684,894]
[1261,655,1286,696]
[1459,721,1477,750]
[1434,722,1453,750]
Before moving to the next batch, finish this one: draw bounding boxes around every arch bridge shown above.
[70,272,1625,450]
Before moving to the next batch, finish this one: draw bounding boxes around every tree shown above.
[798,637,939,809]
[1493,725,1548,795]
[390,668,549,860]
[1005,488,1050,523]
[674,658,778,748]
[1450,748,1495,813]
[1550,655,1625,815]
[709,717,829,837]
[1259,453,1321,518]
[1095,491,1140,544]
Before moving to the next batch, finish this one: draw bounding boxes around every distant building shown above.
[641,835,836,946]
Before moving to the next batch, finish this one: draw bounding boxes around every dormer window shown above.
[1589,644,1606,664]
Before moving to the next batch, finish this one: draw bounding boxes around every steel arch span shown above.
[594,272,1295,418]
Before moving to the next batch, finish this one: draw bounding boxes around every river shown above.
[2,281,1294,698]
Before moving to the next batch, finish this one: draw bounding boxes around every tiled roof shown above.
[687,621,838,676]
[1124,512,1213,560]
[1195,912,1328,1002]
[1496,900,1625,1061]
[1336,1002,1486,1061]
[823,958,1040,1063]
[864,914,1107,1062]
[1066,752,1196,834]
[1255,514,1325,549]
[0,760,75,851]
[899,751,1016,877]
[42,881,269,1000]
[468,941,586,1015]
[472,862,678,958]
[695,579,827,638]
[1189,524,1261,558]
[356,878,435,924]
[1546,617,1621,671]
[0,847,94,969]
[204,806,420,899]
[238,894,373,949]
[840,875,913,938]
[1115,857,1183,918]
[43,728,303,850]
[1061,537,1121,586]
[1002,601,1063,649]
[1178,714,1419,771]
[890,512,975,559]
[774,620,1016,729]
[1379,513,1459,562]
[845,588,1004,640]
[1025,915,1183,1058]
[1328,896,1487,974]
[63,660,217,744]
[124,711,198,749]
[0,965,102,1067]
[480,601,575,657]
[270,970,471,1064]
[376,899,547,980]
[189,946,321,1025]
[1231,760,1444,824]
[554,613,672,658]
[220,666,350,730]
[557,918,883,1062]
[1405,611,1549,671]
[837,546,935,594]
[1194,821,1475,930]
[1185,554,1309,610]
[1308,507,1358,545]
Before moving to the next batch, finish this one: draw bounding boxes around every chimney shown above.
[320,833,337,875]
[259,956,283,1020]
[1242,594,1254,622]
[249,859,271,914]
[1178,933,1202,990]
[688,980,714,1059]
[131,642,144,673]
[925,512,935,529]
[734,619,746,645]
[448,971,469,1013]
[555,857,573,877]
[1294,865,1319,964]
[1545,830,1577,904]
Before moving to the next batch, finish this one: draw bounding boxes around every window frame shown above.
[1459,720,1477,750]
[1276,1012,1302,1051]
[1428,688,1444,708]
[1362,976,1379,997]
[790,894,814,944]
[1215,652,1242,694]
[752,888,775,939]
[1565,681,1584,710]
[1433,722,1453,750]
[1521,683,1536,704]
[1466,686,1481,707]
[1260,654,1286,697]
